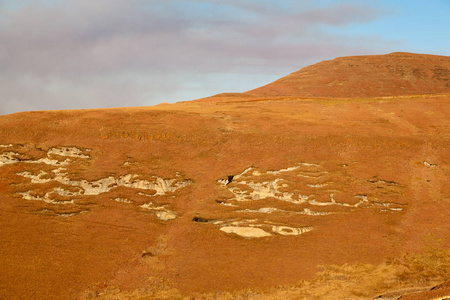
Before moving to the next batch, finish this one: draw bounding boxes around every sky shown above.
[0,0,449,115]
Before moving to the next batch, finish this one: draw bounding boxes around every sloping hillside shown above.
[0,53,449,299]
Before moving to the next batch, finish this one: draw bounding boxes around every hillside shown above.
[0,53,449,299]
[246,52,450,98]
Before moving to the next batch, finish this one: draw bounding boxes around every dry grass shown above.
[2,92,449,299]
[88,235,450,299]
[389,235,450,284]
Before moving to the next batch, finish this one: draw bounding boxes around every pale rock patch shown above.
[272,226,313,236]
[18,190,75,205]
[423,161,437,167]
[220,226,272,238]
[140,203,177,221]
[47,147,91,158]
[112,197,133,203]
[18,169,191,197]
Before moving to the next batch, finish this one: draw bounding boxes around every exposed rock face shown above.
[3,145,191,217]
[0,53,449,299]
[246,52,450,98]
[209,164,405,238]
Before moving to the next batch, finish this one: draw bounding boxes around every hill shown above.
[246,52,450,98]
[0,53,449,299]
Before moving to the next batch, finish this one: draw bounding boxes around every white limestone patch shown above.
[0,152,20,166]
[297,194,310,203]
[220,226,272,238]
[234,167,254,179]
[353,195,370,207]
[31,157,70,166]
[212,219,256,226]
[423,161,436,167]
[0,151,70,167]
[226,179,296,203]
[218,167,255,186]
[16,168,190,218]
[218,164,325,203]
[219,166,407,215]
[2,144,190,220]
[238,207,278,214]
[0,146,92,168]
[266,166,300,175]
[17,169,192,197]
[272,225,313,236]
[57,212,79,217]
[238,207,331,216]
[306,194,370,208]
[18,170,59,184]
[297,172,326,178]
[0,144,13,147]
[48,147,91,158]
[217,179,229,186]
[53,186,83,197]
[298,162,320,167]
[215,163,407,238]
[307,183,328,188]
[249,180,295,201]
[18,190,75,205]
[301,208,331,216]
[373,201,405,212]
[211,219,313,238]
[112,197,133,203]
[218,164,320,187]
[368,178,399,186]
[154,210,177,221]
[140,202,177,221]
[138,192,155,198]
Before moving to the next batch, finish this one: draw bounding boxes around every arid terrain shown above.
[1,52,449,299]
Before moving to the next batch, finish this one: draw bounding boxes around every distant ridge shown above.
[246,52,450,98]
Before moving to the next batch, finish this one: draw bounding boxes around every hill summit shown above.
[246,52,450,98]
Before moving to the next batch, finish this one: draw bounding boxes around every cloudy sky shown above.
[1,0,449,115]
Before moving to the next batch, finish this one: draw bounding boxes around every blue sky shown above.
[0,0,449,115]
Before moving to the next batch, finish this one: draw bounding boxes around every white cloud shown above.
[0,0,395,115]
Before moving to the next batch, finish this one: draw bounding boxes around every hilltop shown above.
[246,52,450,98]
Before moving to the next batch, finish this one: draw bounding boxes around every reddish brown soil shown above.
[247,52,450,98]
[0,53,449,299]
